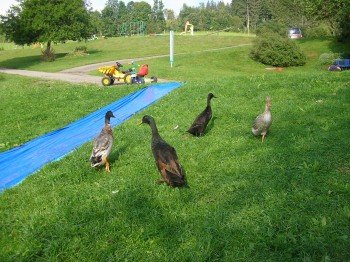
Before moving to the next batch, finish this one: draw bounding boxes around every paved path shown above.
[0,44,251,85]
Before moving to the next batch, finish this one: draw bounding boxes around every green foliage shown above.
[148,0,166,33]
[89,10,103,36]
[101,0,121,36]
[250,34,306,67]
[70,45,88,56]
[301,0,350,41]
[256,21,287,37]
[239,0,266,32]
[304,23,332,38]
[74,45,88,53]
[0,0,92,46]
[338,17,350,42]
[319,52,339,65]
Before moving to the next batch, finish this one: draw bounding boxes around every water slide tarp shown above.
[0,82,183,191]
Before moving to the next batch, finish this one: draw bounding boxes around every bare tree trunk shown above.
[42,40,55,61]
[46,40,51,53]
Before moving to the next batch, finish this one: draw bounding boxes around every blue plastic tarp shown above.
[0,82,183,191]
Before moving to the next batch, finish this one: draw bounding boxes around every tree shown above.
[1,0,92,60]
[300,0,350,41]
[101,0,120,36]
[148,0,165,33]
[231,0,263,34]
[164,9,179,31]
[90,10,103,36]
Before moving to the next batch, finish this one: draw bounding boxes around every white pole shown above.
[170,30,174,67]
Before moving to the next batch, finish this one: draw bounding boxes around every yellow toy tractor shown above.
[98,62,157,86]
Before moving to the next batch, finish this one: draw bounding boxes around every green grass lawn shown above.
[0,36,349,261]
[0,34,253,72]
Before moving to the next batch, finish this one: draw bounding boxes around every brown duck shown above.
[90,110,115,172]
[141,115,187,187]
[252,97,272,142]
[187,93,216,136]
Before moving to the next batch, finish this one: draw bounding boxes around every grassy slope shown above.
[0,34,253,72]
[0,36,349,261]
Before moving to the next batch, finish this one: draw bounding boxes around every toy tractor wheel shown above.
[102,76,112,86]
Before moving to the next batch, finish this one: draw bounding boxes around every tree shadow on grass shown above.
[328,40,350,58]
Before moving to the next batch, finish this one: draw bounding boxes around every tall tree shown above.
[1,0,92,59]
[231,0,262,34]
[148,0,165,33]
[90,10,103,36]
[101,0,120,36]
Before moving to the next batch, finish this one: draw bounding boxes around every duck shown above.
[187,93,217,136]
[141,115,187,187]
[252,97,272,142]
[90,110,115,172]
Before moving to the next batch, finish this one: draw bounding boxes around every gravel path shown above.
[0,68,102,84]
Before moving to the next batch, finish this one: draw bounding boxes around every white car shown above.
[288,28,303,39]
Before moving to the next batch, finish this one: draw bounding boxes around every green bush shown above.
[256,21,286,37]
[319,52,339,65]
[304,23,332,38]
[74,45,88,53]
[71,45,88,56]
[250,34,306,67]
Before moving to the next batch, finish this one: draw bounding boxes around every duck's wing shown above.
[252,114,265,131]
[154,144,186,186]
[91,131,113,157]
[188,108,212,133]
[192,107,212,126]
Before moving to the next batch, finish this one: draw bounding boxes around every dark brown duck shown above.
[187,93,216,136]
[141,115,187,187]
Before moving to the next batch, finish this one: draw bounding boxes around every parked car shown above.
[288,28,303,39]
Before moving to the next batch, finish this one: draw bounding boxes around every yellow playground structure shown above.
[180,21,194,35]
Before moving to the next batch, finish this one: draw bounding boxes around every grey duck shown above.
[90,110,115,172]
[141,115,187,187]
[252,97,272,142]
[187,92,216,136]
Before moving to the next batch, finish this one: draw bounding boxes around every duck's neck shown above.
[149,121,161,140]
[264,104,271,114]
[105,117,111,125]
[207,97,212,107]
